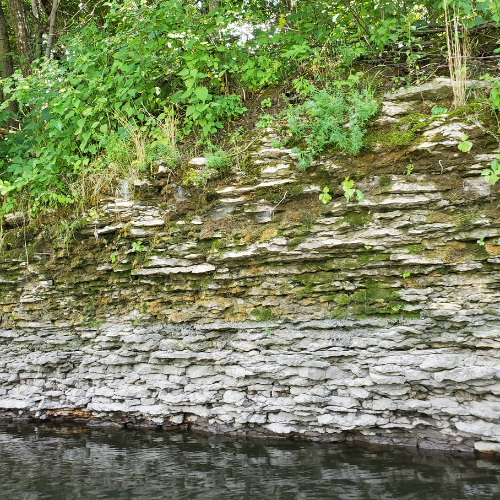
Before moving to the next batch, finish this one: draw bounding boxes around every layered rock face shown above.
[1,79,500,453]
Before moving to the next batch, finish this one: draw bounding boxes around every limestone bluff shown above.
[1,79,500,454]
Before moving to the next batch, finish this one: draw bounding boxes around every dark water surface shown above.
[0,422,499,500]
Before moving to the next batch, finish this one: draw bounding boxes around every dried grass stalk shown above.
[444,0,468,109]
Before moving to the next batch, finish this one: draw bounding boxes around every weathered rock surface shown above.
[1,79,499,453]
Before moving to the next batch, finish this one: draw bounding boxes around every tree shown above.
[0,2,17,122]
[0,2,13,81]
[5,0,32,76]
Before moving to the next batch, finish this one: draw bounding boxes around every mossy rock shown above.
[287,236,308,250]
[334,293,351,306]
[340,211,373,227]
[250,307,278,321]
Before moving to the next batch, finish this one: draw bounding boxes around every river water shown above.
[0,422,499,500]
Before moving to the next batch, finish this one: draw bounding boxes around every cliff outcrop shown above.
[1,79,500,454]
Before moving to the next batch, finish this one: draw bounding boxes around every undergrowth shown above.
[284,82,378,168]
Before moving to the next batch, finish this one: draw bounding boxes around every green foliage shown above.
[184,145,231,187]
[292,77,315,96]
[270,140,283,148]
[319,186,332,204]
[0,0,313,215]
[405,162,414,175]
[206,150,231,173]
[477,237,485,246]
[490,82,500,111]
[256,114,274,129]
[482,155,500,185]
[286,86,378,168]
[260,98,272,108]
[458,133,473,153]
[341,177,364,204]
[431,106,448,115]
[292,148,315,169]
[402,271,411,279]
[2,0,500,217]
[110,254,117,264]
[131,241,145,253]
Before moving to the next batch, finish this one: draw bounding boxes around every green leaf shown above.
[80,131,91,149]
[181,87,193,99]
[194,86,209,101]
[458,140,472,153]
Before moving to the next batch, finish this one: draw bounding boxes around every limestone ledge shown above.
[0,318,500,454]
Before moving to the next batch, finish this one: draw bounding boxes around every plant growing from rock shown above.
[319,186,331,204]
[256,114,274,129]
[444,0,468,109]
[131,241,145,252]
[482,155,500,185]
[285,85,378,169]
[431,106,448,115]
[341,177,364,204]
[458,133,472,152]
[206,150,231,174]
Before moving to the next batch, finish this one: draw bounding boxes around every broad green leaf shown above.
[194,86,209,101]
[181,88,193,99]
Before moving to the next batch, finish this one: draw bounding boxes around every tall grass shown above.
[444,0,468,109]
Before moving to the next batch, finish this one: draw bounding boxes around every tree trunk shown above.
[0,2,14,79]
[31,0,47,60]
[5,0,32,76]
[0,1,18,120]
[45,0,60,59]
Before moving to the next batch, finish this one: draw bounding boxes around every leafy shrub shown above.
[319,186,332,204]
[206,150,231,174]
[286,86,378,168]
[256,114,274,129]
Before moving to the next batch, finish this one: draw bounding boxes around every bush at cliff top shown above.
[1,0,500,216]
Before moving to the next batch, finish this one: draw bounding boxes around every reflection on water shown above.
[0,422,499,500]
